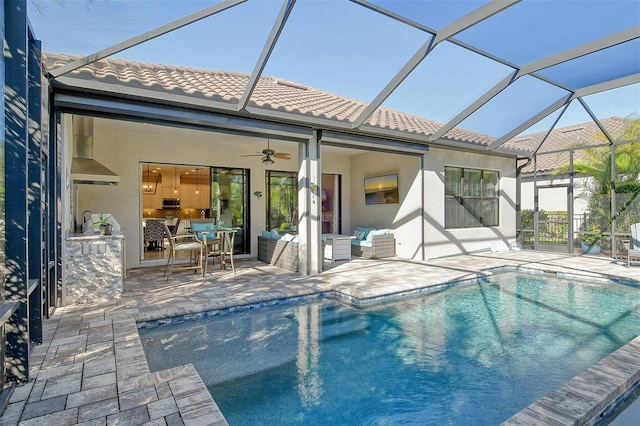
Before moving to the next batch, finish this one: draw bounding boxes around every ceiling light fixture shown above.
[142,163,149,191]
[142,163,157,194]
[174,167,178,194]
[195,168,199,195]
[263,157,274,166]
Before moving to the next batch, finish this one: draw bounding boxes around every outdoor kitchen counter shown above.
[64,232,125,305]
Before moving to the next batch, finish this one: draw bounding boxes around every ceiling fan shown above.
[242,139,291,165]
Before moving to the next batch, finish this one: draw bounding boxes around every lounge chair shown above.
[628,222,640,267]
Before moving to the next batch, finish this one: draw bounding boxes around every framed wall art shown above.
[364,174,399,205]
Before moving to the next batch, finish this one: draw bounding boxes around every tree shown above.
[583,119,640,245]
[569,118,640,197]
[552,116,640,251]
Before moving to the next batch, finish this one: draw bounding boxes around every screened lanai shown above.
[31,0,640,251]
[32,0,640,264]
[30,0,638,149]
[1,0,639,387]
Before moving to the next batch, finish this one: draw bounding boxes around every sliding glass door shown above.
[140,163,249,261]
[211,167,249,254]
[265,171,341,235]
[266,170,297,233]
[322,174,341,234]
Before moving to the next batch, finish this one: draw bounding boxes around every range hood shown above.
[71,116,120,185]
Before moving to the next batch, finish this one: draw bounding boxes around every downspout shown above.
[516,157,532,245]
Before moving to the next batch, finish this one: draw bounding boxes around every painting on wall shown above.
[364,174,399,205]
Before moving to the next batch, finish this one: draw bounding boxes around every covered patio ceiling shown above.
[31,0,640,157]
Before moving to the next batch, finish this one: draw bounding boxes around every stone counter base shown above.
[64,234,124,305]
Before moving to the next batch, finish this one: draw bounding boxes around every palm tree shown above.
[567,117,639,196]
[570,118,640,246]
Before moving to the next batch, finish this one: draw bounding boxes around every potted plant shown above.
[581,223,601,254]
[91,214,113,236]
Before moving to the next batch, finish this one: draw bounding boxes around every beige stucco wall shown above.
[348,151,424,259]
[423,147,517,258]
[521,175,591,214]
[63,114,519,271]
[67,116,339,270]
[347,147,518,260]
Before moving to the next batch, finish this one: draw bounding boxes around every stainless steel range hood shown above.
[71,116,120,185]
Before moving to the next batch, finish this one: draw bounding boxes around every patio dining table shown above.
[199,227,237,272]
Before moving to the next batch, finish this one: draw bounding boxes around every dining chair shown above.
[162,222,206,280]
[167,217,181,237]
[219,227,237,273]
[144,218,167,250]
[190,221,221,272]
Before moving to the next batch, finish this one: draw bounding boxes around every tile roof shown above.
[44,53,499,150]
[43,53,631,162]
[508,117,633,174]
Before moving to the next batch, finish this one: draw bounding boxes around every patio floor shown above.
[1,251,639,425]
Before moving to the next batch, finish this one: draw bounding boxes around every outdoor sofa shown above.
[257,231,299,272]
[351,227,396,258]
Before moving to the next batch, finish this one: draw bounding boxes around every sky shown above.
[28,0,640,140]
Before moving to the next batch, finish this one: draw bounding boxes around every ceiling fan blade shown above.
[240,153,264,157]
[274,153,291,159]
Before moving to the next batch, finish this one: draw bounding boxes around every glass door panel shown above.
[212,168,249,255]
[140,163,250,261]
[322,174,341,234]
[266,171,298,233]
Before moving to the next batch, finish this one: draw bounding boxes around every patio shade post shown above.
[297,131,322,276]
[611,144,617,259]
[309,132,322,275]
[569,151,575,254]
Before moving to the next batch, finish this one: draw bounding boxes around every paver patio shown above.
[1,251,639,425]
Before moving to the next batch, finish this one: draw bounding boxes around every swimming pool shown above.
[140,272,640,425]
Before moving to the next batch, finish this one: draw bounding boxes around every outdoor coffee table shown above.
[323,234,355,261]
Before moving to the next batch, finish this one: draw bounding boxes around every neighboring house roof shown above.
[514,117,633,175]
[44,53,507,153]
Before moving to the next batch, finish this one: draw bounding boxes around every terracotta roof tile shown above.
[44,53,629,159]
[513,117,633,174]
[44,53,495,147]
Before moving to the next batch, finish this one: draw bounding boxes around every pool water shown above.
[140,272,640,425]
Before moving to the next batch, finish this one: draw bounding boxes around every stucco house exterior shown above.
[517,116,633,214]
[512,116,637,252]
[45,53,524,281]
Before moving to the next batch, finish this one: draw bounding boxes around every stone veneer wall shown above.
[64,234,124,305]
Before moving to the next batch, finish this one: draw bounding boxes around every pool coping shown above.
[502,336,640,426]
[134,265,640,425]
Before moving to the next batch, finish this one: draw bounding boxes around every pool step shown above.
[320,304,368,340]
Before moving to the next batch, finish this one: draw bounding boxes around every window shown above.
[445,166,499,228]
[266,170,298,233]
